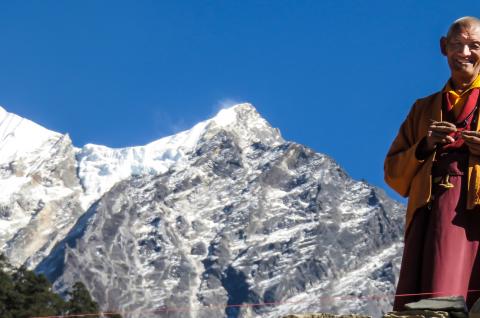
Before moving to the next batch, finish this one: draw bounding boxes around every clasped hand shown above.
[426,121,480,156]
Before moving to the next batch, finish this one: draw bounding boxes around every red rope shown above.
[30,290,480,318]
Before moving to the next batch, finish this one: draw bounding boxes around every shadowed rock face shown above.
[2,104,405,318]
[0,133,84,268]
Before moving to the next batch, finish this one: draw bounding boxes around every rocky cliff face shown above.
[0,107,84,268]
[0,104,405,318]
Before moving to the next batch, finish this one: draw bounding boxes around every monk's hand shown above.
[425,121,457,152]
[461,131,480,156]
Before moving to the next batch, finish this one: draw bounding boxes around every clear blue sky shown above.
[1,1,478,201]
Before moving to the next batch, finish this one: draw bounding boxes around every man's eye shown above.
[448,42,480,51]
[470,43,480,50]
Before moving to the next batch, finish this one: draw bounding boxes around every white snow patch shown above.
[213,107,238,127]
[0,106,62,163]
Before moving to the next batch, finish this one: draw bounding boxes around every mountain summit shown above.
[0,103,404,317]
[76,103,283,209]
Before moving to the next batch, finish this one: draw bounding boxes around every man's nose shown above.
[460,44,472,55]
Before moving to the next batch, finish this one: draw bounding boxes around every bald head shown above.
[446,16,480,39]
[440,16,480,91]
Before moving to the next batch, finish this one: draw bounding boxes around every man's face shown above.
[441,23,480,85]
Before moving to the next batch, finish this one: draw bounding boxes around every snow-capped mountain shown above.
[0,106,83,267]
[0,104,405,317]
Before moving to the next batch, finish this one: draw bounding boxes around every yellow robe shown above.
[384,88,480,231]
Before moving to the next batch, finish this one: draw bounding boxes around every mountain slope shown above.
[0,106,83,267]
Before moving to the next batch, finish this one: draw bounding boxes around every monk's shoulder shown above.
[407,91,441,118]
[412,91,441,111]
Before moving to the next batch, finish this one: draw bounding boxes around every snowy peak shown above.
[0,103,283,210]
[205,103,283,148]
[0,107,81,267]
[0,106,63,163]
[76,103,284,208]
[211,103,265,127]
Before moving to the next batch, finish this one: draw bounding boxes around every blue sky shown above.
[1,1,479,201]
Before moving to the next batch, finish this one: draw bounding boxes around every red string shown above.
[31,290,480,318]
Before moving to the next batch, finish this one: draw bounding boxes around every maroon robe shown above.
[393,89,480,310]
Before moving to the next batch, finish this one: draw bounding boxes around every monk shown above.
[385,16,480,310]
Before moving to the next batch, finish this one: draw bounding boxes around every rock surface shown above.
[405,296,467,313]
[383,310,449,318]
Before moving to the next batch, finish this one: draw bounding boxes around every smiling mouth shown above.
[455,58,474,66]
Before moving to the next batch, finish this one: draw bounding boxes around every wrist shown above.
[416,137,436,160]
[424,137,437,152]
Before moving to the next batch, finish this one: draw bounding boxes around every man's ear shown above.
[440,36,448,56]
